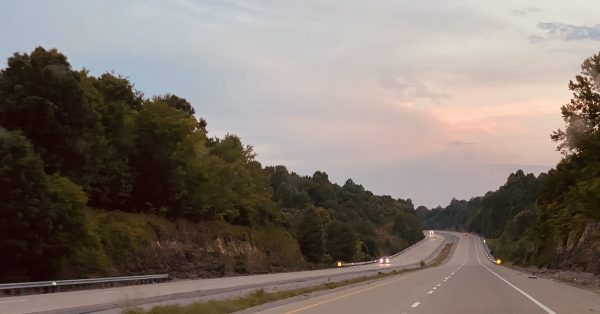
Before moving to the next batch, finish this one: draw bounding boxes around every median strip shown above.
[124,241,456,314]
[123,271,409,314]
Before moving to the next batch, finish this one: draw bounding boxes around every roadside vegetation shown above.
[122,277,390,314]
[428,243,454,267]
[417,51,600,273]
[0,47,423,282]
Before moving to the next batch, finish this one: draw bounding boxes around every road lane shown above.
[412,236,547,314]
[473,238,600,313]
[256,232,600,314]
[0,233,445,314]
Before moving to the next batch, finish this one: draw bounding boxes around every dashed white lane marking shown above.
[283,271,416,313]
[427,290,434,294]
[473,238,557,314]
[0,299,27,304]
[411,302,421,308]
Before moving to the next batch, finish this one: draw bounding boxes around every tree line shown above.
[0,47,423,280]
[417,51,600,272]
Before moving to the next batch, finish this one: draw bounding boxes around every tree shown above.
[153,94,207,132]
[393,211,423,244]
[154,94,195,116]
[131,100,207,218]
[0,47,104,183]
[552,52,600,155]
[0,128,87,280]
[297,208,326,262]
[85,73,141,209]
[327,222,358,261]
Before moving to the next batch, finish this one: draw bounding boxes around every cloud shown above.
[528,35,545,44]
[535,22,600,41]
[0,0,573,207]
[448,140,477,146]
[511,7,542,17]
[174,0,276,24]
[379,76,450,101]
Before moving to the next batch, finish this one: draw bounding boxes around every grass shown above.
[428,243,454,267]
[123,241,456,314]
[123,272,398,314]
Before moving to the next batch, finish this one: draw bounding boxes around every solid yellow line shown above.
[283,273,416,314]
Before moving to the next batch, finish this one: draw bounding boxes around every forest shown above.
[418,51,600,273]
[0,47,423,282]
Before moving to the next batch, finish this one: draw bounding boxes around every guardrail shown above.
[479,235,496,263]
[338,233,429,267]
[0,274,170,296]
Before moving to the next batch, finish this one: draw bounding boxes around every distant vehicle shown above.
[379,257,390,264]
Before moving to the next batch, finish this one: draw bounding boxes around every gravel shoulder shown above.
[505,264,600,294]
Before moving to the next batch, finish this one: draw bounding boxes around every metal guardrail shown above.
[479,235,496,263]
[338,233,428,267]
[0,274,169,296]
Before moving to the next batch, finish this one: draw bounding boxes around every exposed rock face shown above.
[142,224,303,278]
[66,211,306,280]
[555,221,600,274]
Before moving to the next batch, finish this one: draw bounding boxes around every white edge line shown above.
[474,238,557,314]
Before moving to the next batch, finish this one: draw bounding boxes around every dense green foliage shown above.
[0,129,87,280]
[417,170,541,238]
[0,47,423,280]
[418,52,600,272]
[268,166,424,262]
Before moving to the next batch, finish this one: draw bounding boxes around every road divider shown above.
[0,274,170,296]
[337,235,427,267]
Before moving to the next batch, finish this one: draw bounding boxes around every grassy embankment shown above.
[59,209,304,280]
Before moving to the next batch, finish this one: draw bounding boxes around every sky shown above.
[1,0,600,207]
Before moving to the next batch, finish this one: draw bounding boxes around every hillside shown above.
[418,51,600,274]
[0,47,423,282]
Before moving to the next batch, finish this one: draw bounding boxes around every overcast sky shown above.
[2,1,600,207]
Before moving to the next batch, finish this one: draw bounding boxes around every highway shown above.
[256,231,600,314]
[0,232,446,313]
[4,232,598,313]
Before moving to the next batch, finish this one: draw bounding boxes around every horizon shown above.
[2,0,598,207]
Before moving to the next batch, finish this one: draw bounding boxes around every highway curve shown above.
[0,232,446,314]
[255,231,600,314]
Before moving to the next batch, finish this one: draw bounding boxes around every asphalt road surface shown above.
[256,231,600,314]
[0,232,446,314]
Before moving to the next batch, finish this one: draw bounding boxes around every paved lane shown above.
[0,234,445,314]
[256,232,600,314]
